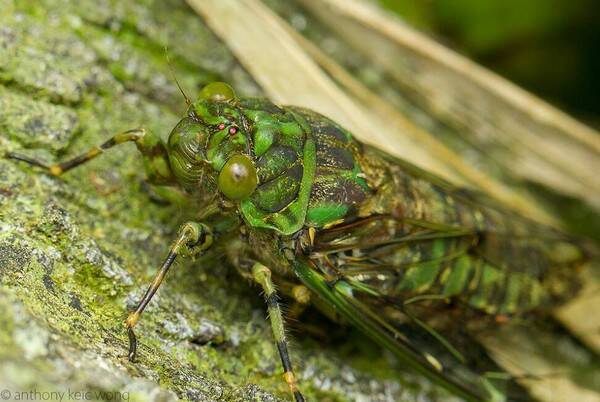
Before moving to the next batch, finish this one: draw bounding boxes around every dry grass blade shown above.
[299,0,600,211]
[480,325,600,402]
[554,269,600,354]
[279,20,559,227]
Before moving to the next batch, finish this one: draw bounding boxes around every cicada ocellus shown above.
[7,82,588,402]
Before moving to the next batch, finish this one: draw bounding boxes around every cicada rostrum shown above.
[6,82,588,402]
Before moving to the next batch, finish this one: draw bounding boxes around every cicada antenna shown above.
[164,46,192,107]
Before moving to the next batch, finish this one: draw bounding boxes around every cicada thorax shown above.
[236,99,372,235]
[289,107,372,225]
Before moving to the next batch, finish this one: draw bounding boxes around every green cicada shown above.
[7,82,587,402]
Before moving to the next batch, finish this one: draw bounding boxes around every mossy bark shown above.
[0,1,459,401]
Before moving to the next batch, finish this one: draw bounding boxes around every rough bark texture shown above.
[0,1,462,401]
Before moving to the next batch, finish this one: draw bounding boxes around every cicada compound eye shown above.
[199,82,237,103]
[217,154,258,200]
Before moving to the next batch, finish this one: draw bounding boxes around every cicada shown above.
[7,82,587,402]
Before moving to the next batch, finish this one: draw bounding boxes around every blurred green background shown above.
[378,0,600,127]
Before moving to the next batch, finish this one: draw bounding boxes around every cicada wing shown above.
[311,209,583,315]
[293,256,498,402]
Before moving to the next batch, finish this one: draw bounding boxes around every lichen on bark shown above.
[0,1,459,401]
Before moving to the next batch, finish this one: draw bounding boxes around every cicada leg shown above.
[126,221,213,361]
[6,127,175,185]
[252,263,305,402]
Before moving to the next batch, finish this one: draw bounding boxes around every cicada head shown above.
[167,82,258,201]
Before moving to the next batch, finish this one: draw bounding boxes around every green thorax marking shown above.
[238,98,316,235]
[291,107,371,227]
[240,101,371,235]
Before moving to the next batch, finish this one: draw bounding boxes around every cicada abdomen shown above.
[310,141,584,317]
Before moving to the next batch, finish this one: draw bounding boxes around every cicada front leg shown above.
[126,221,213,361]
[252,263,306,402]
[6,127,175,185]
